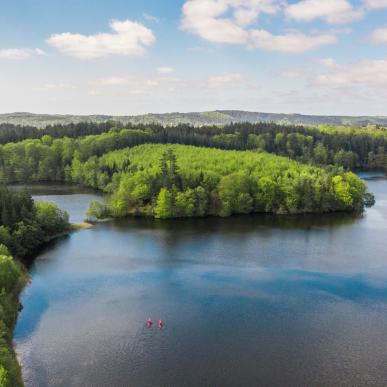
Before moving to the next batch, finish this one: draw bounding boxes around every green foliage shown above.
[313,143,328,165]
[0,128,152,184]
[0,121,386,187]
[218,173,253,216]
[0,120,380,218]
[0,229,10,249]
[0,366,8,387]
[82,144,370,219]
[154,188,174,219]
[0,186,70,258]
[35,202,69,234]
[0,246,10,258]
[0,187,34,229]
[0,256,23,294]
[85,200,109,220]
[364,192,376,207]
[0,255,26,387]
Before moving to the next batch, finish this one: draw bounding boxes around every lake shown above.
[15,173,387,386]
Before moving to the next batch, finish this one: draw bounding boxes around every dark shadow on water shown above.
[109,211,363,234]
[21,234,71,269]
[10,182,98,196]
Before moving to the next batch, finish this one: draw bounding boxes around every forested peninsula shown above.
[0,187,70,386]
[0,121,379,220]
[84,144,371,219]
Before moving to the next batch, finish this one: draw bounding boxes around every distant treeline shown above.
[0,121,386,173]
[0,121,117,144]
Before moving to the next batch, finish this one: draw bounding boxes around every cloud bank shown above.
[181,0,337,53]
[47,20,155,59]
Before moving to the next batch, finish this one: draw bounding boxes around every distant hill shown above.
[1,110,387,128]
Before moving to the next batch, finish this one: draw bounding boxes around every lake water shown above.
[14,174,387,386]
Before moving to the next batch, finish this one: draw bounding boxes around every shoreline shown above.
[41,222,94,243]
[1,262,28,387]
[8,221,93,387]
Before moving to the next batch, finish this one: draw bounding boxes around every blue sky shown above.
[1,0,387,115]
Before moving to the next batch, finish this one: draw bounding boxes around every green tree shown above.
[35,202,69,234]
[0,366,8,387]
[0,245,10,257]
[218,173,253,216]
[313,143,328,165]
[332,175,353,209]
[86,200,109,220]
[0,255,22,293]
[175,189,196,217]
[154,188,174,219]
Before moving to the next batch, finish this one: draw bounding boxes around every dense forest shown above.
[0,122,386,186]
[0,252,25,387]
[0,186,70,387]
[0,187,70,257]
[0,122,379,219]
[82,144,373,219]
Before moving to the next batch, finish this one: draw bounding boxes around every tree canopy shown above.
[0,122,386,187]
[73,144,372,219]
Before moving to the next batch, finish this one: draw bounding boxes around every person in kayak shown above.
[158,319,164,329]
[147,318,152,327]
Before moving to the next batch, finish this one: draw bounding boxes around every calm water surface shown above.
[15,174,387,386]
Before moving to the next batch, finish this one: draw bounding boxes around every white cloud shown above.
[365,0,387,9]
[143,13,159,23]
[0,47,47,60]
[279,68,308,78]
[35,48,46,56]
[207,72,244,87]
[146,79,160,87]
[47,19,155,59]
[371,26,387,43]
[318,57,339,67]
[181,0,336,53]
[250,30,336,53]
[182,0,247,44]
[89,71,247,97]
[157,66,175,74]
[93,76,133,86]
[285,0,363,24]
[88,89,102,96]
[181,0,282,45]
[0,48,32,60]
[40,83,76,90]
[314,59,387,87]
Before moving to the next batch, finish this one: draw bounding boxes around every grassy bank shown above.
[71,222,93,231]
